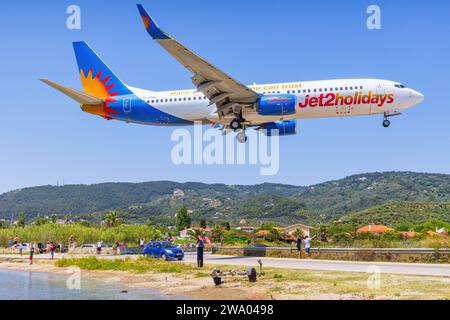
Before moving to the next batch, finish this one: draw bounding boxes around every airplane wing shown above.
[136,4,260,120]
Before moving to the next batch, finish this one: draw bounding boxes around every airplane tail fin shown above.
[72,41,133,98]
[40,79,104,105]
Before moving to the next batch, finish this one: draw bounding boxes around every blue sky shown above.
[0,0,449,193]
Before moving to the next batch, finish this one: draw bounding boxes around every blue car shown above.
[143,241,184,261]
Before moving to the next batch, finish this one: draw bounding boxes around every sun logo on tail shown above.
[80,69,119,117]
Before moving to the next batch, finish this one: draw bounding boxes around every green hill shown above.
[338,202,450,228]
[0,172,449,226]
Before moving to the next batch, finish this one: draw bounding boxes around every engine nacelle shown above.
[257,94,296,116]
[259,119,297,136]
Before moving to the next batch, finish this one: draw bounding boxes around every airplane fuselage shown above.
[93,78,423,127]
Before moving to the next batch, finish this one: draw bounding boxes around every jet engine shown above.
[259,119,297,136]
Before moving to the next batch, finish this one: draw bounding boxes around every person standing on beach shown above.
[304,235,316,257]
[196,236,205,268]
[29,247,34,265]
[139,238,145,249]
[296,235,302,252]
[96,240,103,255]
[49,242,56,259]
[112,240,120,255]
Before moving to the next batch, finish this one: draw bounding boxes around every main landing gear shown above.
[230,118,247,143]
[236,130,247,143]
[382,119,391,128]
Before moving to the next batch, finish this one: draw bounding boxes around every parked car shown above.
[80,244,96,248]
[17,243,31,250]
[143,241,184,261]
[80,244,110,249]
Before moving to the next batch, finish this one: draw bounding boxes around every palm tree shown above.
[188,228,205,241]
[104,211,121,228]
[292,228,305,239]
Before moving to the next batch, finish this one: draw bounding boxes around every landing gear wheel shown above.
[230,119,242,131]
[382,119,391,128]
[236,131,247,143]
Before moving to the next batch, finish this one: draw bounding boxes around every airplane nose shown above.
[410,89,424,105]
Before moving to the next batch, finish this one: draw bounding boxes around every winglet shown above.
[136,4,170,40]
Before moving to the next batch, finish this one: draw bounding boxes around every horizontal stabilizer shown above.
[40,79,104,105]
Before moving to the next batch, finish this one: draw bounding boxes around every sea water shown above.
[0,269,182,300]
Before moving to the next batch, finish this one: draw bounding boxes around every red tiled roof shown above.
[356,225,393,234]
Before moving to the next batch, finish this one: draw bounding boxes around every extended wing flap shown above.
[40,79,104,105]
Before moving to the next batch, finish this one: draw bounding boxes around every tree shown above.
[265,228,281,242]
[291,228,305,239]
[222,222,231,231]
[104,211,121,228]
[188,228,204,241]
[176,206,191,231]
[316,224,330,242]
[35,217,49,226]
[380,230,402,241]
[199,219,207,229]
[50,214,58,224]
[211,224,225,242]
[17,213,26,228]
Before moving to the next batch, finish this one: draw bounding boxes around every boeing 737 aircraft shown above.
[42,4,424,143]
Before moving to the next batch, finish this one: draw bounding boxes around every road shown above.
[1,252,449,277]
[183,252,450,277]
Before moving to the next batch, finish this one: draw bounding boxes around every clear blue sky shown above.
[1,0,449,193]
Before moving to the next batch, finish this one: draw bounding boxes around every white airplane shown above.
[42,4,424,143]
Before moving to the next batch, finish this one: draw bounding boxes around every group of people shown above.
[295,234,316,256]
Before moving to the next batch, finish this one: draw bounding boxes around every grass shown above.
[55,256,200,274]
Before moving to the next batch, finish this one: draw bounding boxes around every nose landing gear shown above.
[382,111,401,128]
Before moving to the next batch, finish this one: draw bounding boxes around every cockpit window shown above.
[395,84,406,89]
